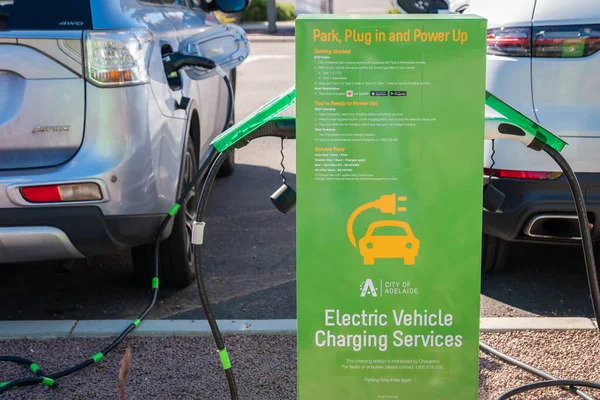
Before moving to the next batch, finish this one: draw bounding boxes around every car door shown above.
[124,0,190,121]
[530,0,600,139]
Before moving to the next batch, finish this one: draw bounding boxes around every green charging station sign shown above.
[296,14,487,399]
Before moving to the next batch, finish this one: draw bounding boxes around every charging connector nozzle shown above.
[162,52,216,76]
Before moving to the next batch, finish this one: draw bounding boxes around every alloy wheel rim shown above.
[182,150,197,269]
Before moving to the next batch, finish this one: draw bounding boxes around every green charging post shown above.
[211,86,297,152]
[296,13,487,399]
[485,91,567,152]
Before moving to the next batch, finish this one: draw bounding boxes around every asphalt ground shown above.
[0,41,596,321]
[0,331,599,399]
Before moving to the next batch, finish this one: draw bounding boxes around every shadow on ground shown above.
[0,164,296,321]
[0,162,595,320]
[480,241,594,318]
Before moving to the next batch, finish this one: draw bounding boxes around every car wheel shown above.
[132,138,199,289]
[481,233,510,273]
[217,150,236,178]
[217,77,236,178]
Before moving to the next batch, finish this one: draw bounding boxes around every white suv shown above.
[464,0,600,271]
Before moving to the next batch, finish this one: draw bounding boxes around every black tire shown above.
[481,233,511,273]
[132,138,199,289]
[217,150,235,177]
[217,70,236,178]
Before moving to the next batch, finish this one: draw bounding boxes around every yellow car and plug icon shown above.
[347,194,420,266]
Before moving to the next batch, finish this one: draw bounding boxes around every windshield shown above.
[370,224,408,236]
[0,0,92,31]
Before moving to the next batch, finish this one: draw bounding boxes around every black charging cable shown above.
[498,381,600,400]
[544,145,600,323]
[484,143,600,400]
[187,74,239,400]
[0,193,164,395]
[193,148,239,399]
[480,342,597,400]
[0,59,234,397]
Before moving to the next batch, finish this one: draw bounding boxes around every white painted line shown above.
[246,35,296,43]
[0,318,596,340]
[244,55,294,65]
[241,21,295,29]
[480,317,596,332]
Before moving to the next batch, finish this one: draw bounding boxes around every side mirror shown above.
[199,0,251,13]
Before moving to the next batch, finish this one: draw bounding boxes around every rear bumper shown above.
[483,173,600,243]
[0,207,167,262]
[0,226,84,263]
[0,83,187,217]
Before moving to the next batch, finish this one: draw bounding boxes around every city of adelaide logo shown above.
[360,278,418,298]
[360,279,378,297]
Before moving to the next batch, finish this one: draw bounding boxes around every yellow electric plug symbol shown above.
[347,195,420,266]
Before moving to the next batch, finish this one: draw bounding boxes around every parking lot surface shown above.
[1,330,599,399]
[0,40,595,322]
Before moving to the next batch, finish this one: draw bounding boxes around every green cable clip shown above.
[169,203,181,216]
[42,377,55,387]
[133,318,142,328]
[219,348,232,370]
[30,363,40,374]
[91,352,104,364]
[152,277,159,289]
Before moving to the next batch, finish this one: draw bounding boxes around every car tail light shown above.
[484,168,562,180]
[534,24,600,58]
[20,183,103,203]
[487,25,600,58]
[84,28,153,87]
[487,27,531,57]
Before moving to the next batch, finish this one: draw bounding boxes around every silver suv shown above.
[0,0,248,288]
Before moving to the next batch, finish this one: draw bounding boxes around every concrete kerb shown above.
[0,318,596,340]
[0,320,78,340]
[479,317,597,332]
